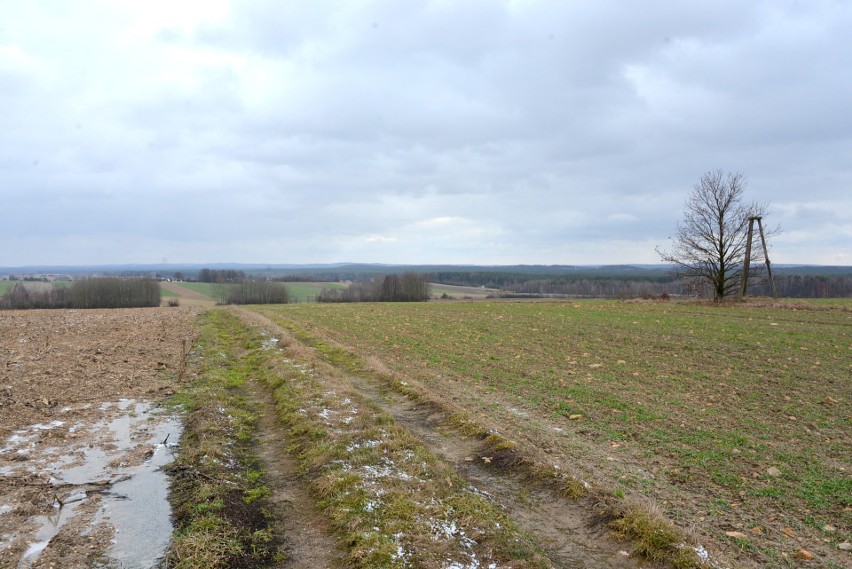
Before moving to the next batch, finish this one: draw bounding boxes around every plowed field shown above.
[0,308,195,567]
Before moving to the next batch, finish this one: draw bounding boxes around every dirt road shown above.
[233,306,640,568]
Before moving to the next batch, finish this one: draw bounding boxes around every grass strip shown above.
[237,312,553,568]
[163,309,282,568]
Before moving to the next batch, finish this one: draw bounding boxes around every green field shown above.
[158,286,178,297]
[253,299,851,567]
[282,281,346,302]
[171,281,226,298]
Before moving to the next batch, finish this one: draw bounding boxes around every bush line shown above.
[0,277,160,309]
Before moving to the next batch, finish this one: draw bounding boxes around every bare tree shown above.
[657,170,776,300]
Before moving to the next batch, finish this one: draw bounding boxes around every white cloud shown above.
[1,0,850,266]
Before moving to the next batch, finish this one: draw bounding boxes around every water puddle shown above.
[21,501,81,565]
[0,399,182,567]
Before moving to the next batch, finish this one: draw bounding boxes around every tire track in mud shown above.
[236,308,640,568]
[248,385,345,568]
[344,374,638,569]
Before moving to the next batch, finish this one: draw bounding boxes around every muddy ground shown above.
[0,308,196,568]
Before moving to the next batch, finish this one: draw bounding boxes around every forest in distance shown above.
[3,263,850,299]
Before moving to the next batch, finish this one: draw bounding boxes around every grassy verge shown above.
[163,309,282,568]
[252,299,851,568]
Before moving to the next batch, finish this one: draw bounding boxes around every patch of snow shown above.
[676,543,727,567]
[346,439,382,452]
[464,486,493,500]
[390,532,411,563]
[432,519,459,540]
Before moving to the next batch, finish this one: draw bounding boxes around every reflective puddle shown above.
[0,399,182,567]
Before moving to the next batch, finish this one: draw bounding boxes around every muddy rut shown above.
[236,308,640,568]
[248,385,344,568]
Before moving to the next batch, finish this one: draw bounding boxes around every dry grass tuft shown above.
[610,497,702,568]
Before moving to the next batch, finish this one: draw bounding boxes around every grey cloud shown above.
[1,0,849,266]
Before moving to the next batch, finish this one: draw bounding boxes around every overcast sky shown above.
[2,0,850,267]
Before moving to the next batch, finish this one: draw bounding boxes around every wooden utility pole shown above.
[740,216,777,298]
[741,218,755,298]
[756,217,777,298]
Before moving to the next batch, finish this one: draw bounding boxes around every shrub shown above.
[71,277,160,308]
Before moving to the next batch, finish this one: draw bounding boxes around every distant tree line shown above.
[267,275,319,283]
[494,274,851,299]
[428,270,676,290]
[317,273,430,303]
[197,268,246,283]
[0,278,160,310]
[749,275,852,298]
[217,281,289,305]
[5,275,50,282]
[506,278,681,299]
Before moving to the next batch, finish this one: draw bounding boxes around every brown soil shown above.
[0,307,197,568]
